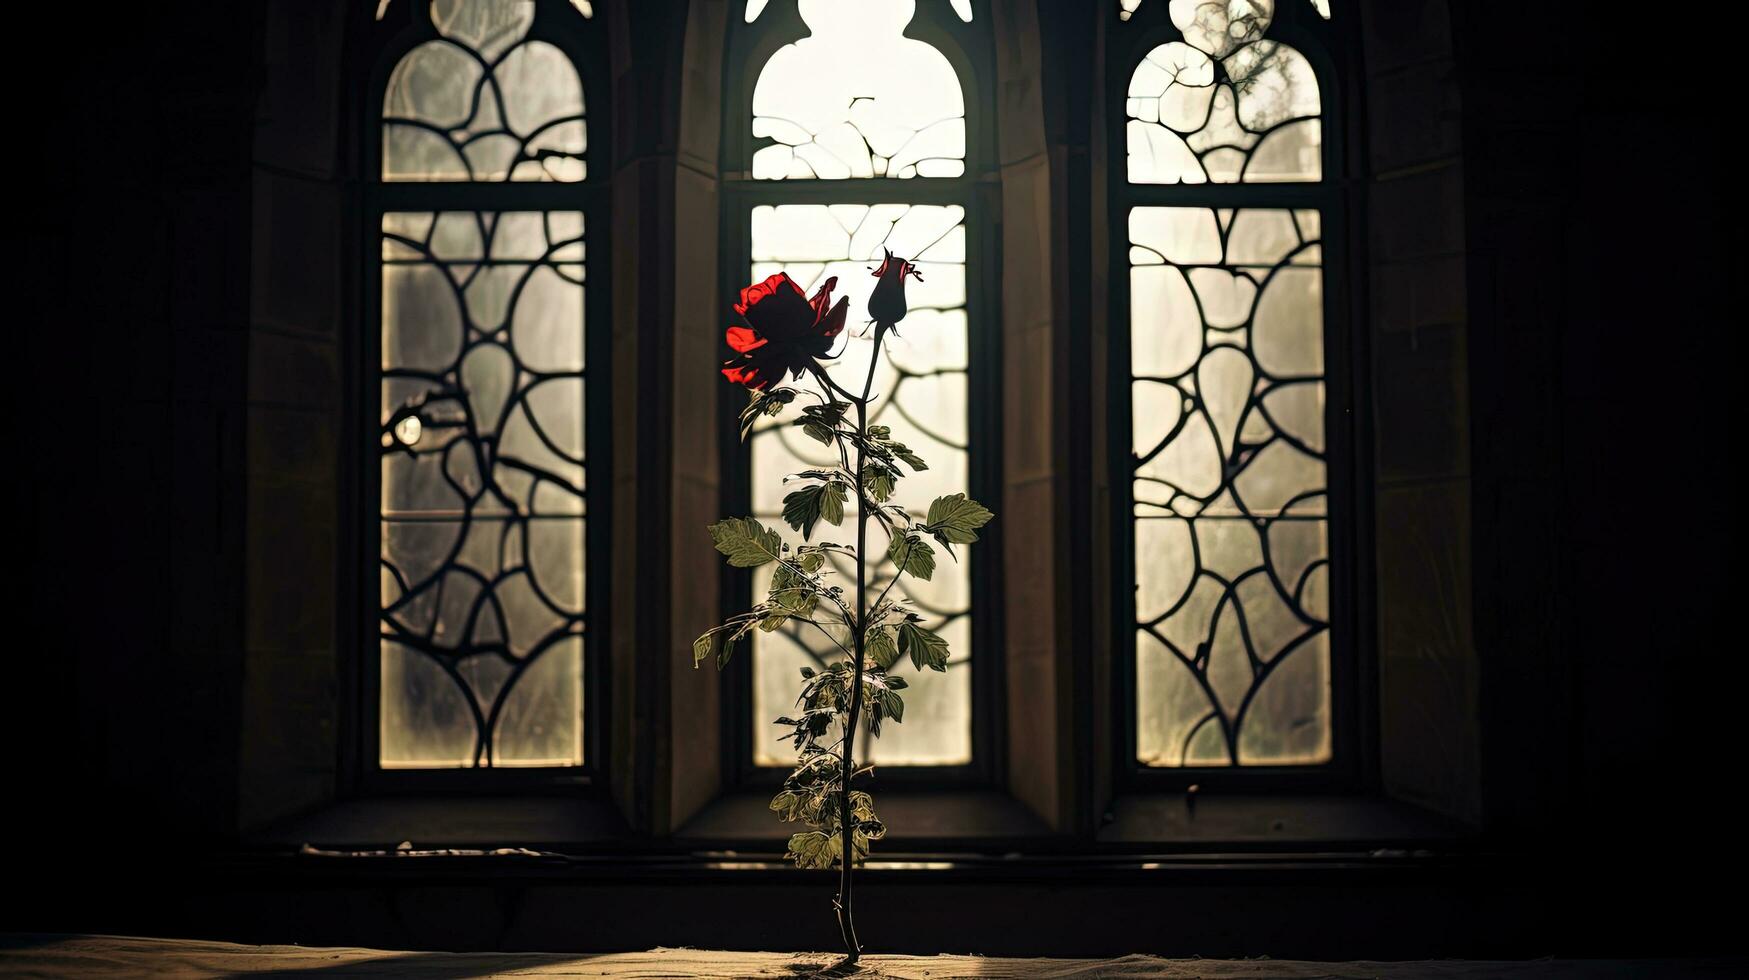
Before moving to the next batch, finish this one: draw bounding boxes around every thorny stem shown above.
[833,321,888,964]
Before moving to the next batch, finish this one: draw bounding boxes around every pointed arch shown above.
[719,0,1000,778]
[362,0,610,781]
[1113,0,1358,780]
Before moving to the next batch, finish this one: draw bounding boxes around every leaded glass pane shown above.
[383,0,587,182]
[747,203,972,766]
[1130,205,1330,767]
[380,210,587,769]
[1125,1,1321,184]
[1118,1,1331,26]
[749,1,965,179]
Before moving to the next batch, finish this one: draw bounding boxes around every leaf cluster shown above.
[765,662,897,869]
[700,384,996,870]
[695,520,850,667]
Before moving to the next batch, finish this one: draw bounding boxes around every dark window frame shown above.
[1105,1,1375,795]
[715,1,1006,791]
[347,0,614,795]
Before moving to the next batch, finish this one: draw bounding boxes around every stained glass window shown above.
[747,204,972,766]
[383,0,587,182]
[738,0,977,767]
[374,0,595,770]
[1119,1,1331,25]
[747,1,964,180]
[1122,1,1337,768]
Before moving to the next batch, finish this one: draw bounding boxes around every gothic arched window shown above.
[724,0,996,778]
[1113,0,1356,779]
[366,0,607,779]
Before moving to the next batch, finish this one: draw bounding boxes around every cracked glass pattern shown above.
[1120,1,1330,24]
[383,0,587,182]
[749,1,965,179]
[379,210,587,768]
[1126,1,1321,184]
[747,204,972,766]
[1129,206,1331,767]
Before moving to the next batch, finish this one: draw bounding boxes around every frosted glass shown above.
[1130,206,1330,767]
[380,210,586,769]
[383,0,586,182]
[750,0,964,180]
[1170,0,1273,58]
[746,203,973,767]
[1126,2,1321,186]
[1118,1,1332,27]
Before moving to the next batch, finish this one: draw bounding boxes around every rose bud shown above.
[867,248,923,327]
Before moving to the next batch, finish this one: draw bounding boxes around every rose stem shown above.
[834,321,887,962]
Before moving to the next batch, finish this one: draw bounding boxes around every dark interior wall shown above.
[1361,0,1480,824]
[1360,0,1740,844]
[4,0,1739,953]
[12,2,263,848]
[241,0,350,832]
[8,0,351,851]
[1557,39,1736,850]
[1445,2,1736,846]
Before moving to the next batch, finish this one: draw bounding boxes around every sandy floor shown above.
[0,935,1738,979]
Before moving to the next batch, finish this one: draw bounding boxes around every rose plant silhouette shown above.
[696,249,991,963]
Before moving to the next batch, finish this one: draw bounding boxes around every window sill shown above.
[247,790,1469,856]
[675,788,1053,848]
[1098,792,1474,848]
[250,795,633,851]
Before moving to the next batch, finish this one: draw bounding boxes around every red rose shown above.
[867,248,923,326]
[721,273,849,390]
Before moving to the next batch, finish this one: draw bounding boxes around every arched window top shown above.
[1116,0,1352,775]
[382,0,589,183]
[1124,0,1325,184]
[748,0,967,180]
[1119,1,1331,26]
[367,0,604,777]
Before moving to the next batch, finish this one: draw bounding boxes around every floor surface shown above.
[0,935,1738,979]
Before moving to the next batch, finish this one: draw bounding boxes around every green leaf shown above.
[865,626,899,669]
[863,463,897,503]
[780,486,823,540]
[884,675,908,690]
[881,687,905,724]
[804,401,849,425]
[888,533,936,582]
[923,493,994,544]
[897,622,950,672]
[739,388,795,440]
[796,403,848,447]
[786,830,840,870]
[782,483,848,541]
[709,517,783,568]
[769,790,803,822]
[894,446,928,471]
[691,632,713,666]
[819,482,847,527]
[769,563,818,617]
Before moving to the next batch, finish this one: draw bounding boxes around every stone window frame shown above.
[349,0,617,794]
[710,0,1009,791]
[1104,0,1373,795]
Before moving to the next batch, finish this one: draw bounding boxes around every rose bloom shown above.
[721,272,848,390]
